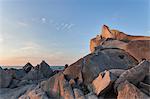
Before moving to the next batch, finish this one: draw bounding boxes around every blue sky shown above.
[0,0,149,66]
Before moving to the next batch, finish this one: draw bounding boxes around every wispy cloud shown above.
[17,21,28,27]
[55,23,75,31]
[20,41,40,51]
[31,17,75,31]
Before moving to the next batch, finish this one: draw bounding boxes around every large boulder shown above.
[64,48,138,85]
[23,62,33,73]
[0,69,12,88]
[117,81,149,99]
[40,72,75,99]
[114,60,150,91]
[40,73,61,98]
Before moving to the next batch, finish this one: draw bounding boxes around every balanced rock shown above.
[117,81,149,99]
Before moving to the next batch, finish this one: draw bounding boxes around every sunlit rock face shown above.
[90,25,150,61]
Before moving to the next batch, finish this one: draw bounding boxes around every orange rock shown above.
[90,25,150,53]
[91,70,117,95]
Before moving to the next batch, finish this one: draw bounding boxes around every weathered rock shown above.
[0,69,12,88]
[114,60,150,91]
[64,48,138,85]
[19,87,48,99]
[6,68,26,80]
[124,40,150,61]
[91,70,117,95]
[85,92,98,99]
[0,84,36,99]
[73,88,85,99]
[117,81,149,99]
[23,62,33,73]
[102,39,127,49]
[108,69,125,77]
[22,68,44,81]
[63,58,84,82]
[38,60,53,78]
[90,25,150,52]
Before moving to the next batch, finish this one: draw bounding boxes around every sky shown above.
[0,0,150,66]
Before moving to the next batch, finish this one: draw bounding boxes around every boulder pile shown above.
[0,25,150,99]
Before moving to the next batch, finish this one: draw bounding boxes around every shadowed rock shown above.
[114,60,150,91]
[138,82,150,96]
[23,62,33,73]
[117,81,149,99]
[0,69,12,88]
[39,60,53,78]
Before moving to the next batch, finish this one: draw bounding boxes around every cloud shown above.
[20,42,40,51]
[55,23,75,31]
[17,21,28,27]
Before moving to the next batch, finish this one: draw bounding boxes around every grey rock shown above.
[0,84,36,99]
[0,69,12,88]
[114,60,150,91]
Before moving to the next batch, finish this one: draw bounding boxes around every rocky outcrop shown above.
[64,48,138,85]
[0,25,150,99]
[90,25,150,61]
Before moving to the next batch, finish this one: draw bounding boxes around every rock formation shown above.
[0,25,149,99]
